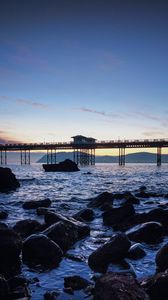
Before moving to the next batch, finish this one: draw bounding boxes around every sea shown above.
[0,163,168,299]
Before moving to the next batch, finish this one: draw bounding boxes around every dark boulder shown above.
[127,243,146,259]
[13,219,42,238]
[64,275,91,290]
[135,191,150,198]
[0,276,9,300]
[44,291,59,299]
[0,228,22,277]
[93,273,149,300]
[0,167,20,192]
[43,159,79,172]
[114,192,140,204]
[0,210,8,219]
[73,208,94,222]
[43,221,78,252]
[103,204,135,226]
[141,269,168,300]
[44,212,90,239]
[23,198,51,209]
[22,234,63,268]
[0,222,8,229]
[127,222,163,244]
[36,207,51,216]
[88,233,131,272]
[156,243,168,272]
[87,192,114,208]
[8,275,30,299]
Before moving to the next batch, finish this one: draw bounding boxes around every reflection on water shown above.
[0,163,168,299]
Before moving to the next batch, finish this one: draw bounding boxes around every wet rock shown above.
[103,204,135,226]
[123,194,140,205]
[0,276,9,300]
[23,198,51,209]
[135,191,150,198]
[127,222,163,244]
[64,275,91,290]
[8,276,30,299]
[100,203,113,211]
[0,228,22,277]
[43,159,79,172]
[22,234,63,268]
[36,207,51,215]
[139,186,147,192]
[127,243,146,259]
[141,269,168,300]
[45,212,90,239]
[0,210,8,219]
[73,208,94,222]
[0,167,20,192]
[0,222,8,229]
[156,242,168,272]
[44,291,59,299]
[107,260,136,276]
[13,219,42,238]
[45,211,63,225]
[113,208,168,233]
[43,221,78,252]
[88,233,131,272]
[115,192,140,204]
[87,192,114,208]
[93,273,149,300]
[65,253,85,262]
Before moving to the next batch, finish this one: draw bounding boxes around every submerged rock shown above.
[93,273,149,300]
[88,233,131,272]
[0,228,22,277]
[103,204,135,226]
[13,219,42,238]
[23,198,51,209]
[155,242,168,272]
[0,210,8,220]
[73,208,94,222]
[0,167,20,192]
[127,222,163,244]
[22,234,63,268]
[64,275,91,290]
[87,192,114,208]
[127,243,146,259]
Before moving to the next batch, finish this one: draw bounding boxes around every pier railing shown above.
[0,138,168,166]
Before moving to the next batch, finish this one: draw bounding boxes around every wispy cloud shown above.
[16,98,48,109]
[133,111,161,121]
[78,107,121,119]
[0,95,10,101]
[0,95,48,109]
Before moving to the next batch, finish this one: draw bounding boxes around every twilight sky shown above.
[0,0,168,144]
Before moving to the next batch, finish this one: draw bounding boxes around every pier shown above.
[0,136,168,166]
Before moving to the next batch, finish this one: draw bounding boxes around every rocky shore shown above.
[1,166,168,299]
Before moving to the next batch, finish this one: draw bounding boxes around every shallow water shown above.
[0,163,168,299]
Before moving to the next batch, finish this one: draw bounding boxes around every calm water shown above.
[0,163,168,299]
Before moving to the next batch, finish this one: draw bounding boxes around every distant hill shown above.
[37,151,168,163]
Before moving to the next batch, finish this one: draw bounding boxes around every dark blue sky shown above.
[0,0,168,144]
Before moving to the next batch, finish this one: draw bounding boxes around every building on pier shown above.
[71,135,96,165]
